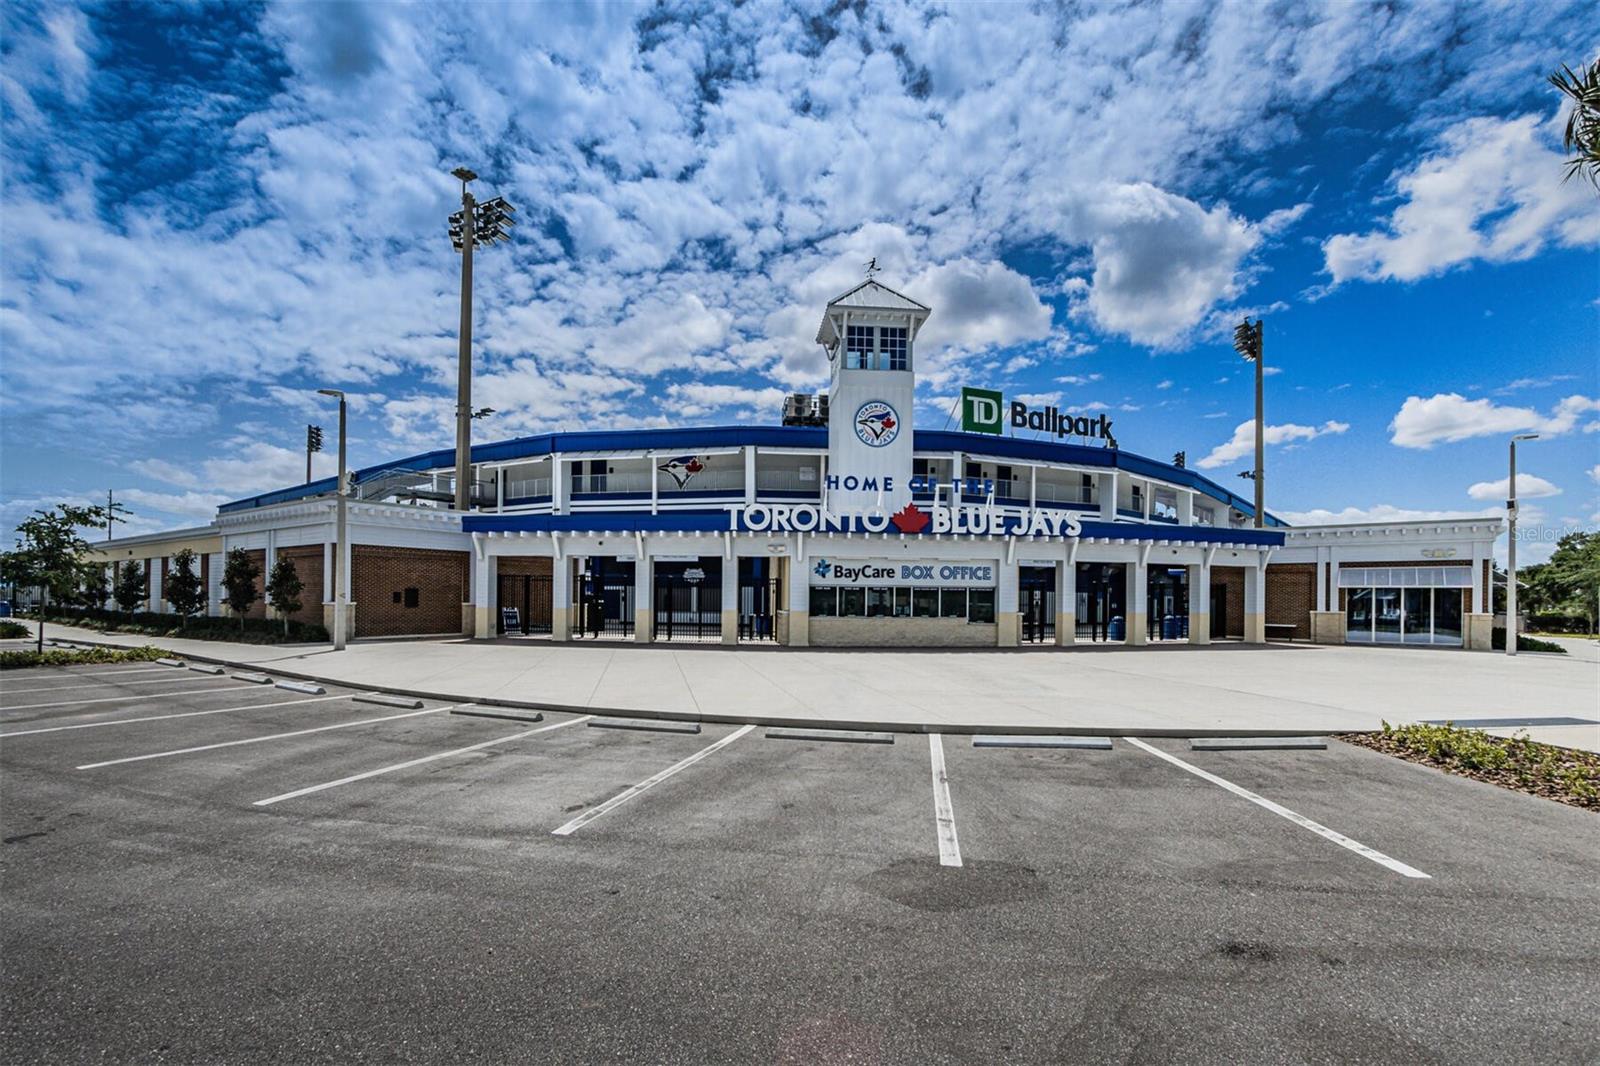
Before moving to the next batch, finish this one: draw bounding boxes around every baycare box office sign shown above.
[808,557,997,588]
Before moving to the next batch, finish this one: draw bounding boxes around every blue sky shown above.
[2,1,1596,563]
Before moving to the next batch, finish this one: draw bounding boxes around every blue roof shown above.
[219,424,1286,526]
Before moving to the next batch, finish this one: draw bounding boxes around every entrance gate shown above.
[575,558,635,639]
[736,557,781,642]
[1075,562,1126,642]
[654,559,721,642]
[1019,565,1055,643]
[496,573,553,635]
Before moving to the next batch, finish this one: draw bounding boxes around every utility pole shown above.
[1506,433,1539,656]
[448,168,515,513]
[1233,318,1266,527]
[318,390,349,651]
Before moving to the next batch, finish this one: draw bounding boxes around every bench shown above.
[1265,623,1300,641]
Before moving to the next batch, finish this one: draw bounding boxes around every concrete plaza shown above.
[32,622,1600,749]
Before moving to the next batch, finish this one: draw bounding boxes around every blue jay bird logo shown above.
[853,401,899,447]
[813,558,830,579]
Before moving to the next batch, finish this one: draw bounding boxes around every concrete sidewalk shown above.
[25,621,1600,749]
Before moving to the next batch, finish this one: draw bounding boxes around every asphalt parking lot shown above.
[2,661,1597,1064]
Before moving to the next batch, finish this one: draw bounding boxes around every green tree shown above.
[265,557,304,637]
[221,548,260,633]
[1539,531,1600,631]
[1550,58,1600,189]
[113,561,148,619]
[79,565,109,609]
[10,503,118,651]
[163,548,206,628]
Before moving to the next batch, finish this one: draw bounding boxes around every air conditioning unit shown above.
[782,393,814,426]
[815,393,829,425]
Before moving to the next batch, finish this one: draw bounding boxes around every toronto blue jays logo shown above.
[657,455,705,488]
[813,558,830,579]
[854,400,899,447]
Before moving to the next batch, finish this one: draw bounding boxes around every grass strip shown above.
[0,645,175,671]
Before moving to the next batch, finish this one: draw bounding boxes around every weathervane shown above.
[865,256,879,279]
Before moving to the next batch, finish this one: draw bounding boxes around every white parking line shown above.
[1125,737,1430,879]
[928,734,962,867]
[1,674,226,695]
[0,694,351,738]
[552,724,756,837]
[1,665,169,681]
[2,685,258,712]
[253,713,592,807]
[76,705,459,769]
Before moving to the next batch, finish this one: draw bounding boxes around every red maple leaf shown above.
[881,416,895,430]
[890,502,930,533]
[685,458,703,473]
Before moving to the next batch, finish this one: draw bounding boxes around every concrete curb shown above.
[37,628,1369,739]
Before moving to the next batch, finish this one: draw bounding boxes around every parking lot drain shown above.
[155,658,186,667]
[589,717,702,734]
[766,728,895,744]
[187,664,225,675]
[1190,737,1327,751]
[972,735,1113,750]
[274,680,326,695]
[232,672,272,684]
[451,708,544,723]
[354,693,424,709]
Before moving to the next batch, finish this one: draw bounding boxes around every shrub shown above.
[0,620,30,639]
[0,645,172,670]
[1347,721,1600,810]
[1526,613,1592,634]
[48,605,327,644]
[1490,628,1567,653]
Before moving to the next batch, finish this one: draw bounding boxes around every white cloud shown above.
[1465,474,1561,501]
[1079,183,1262,347]
[1156,380,1173,390]
[1389,393,1600,448]
[663,383,786,420]
[1323,112,1600,284]
[1055,374,1103,386]
[1589,464,1600,486]
[1278,504,1500,526]
[1196,419,1350,469]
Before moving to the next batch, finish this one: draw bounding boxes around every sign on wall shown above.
[809,557,997,587]
[960,387,1003,435]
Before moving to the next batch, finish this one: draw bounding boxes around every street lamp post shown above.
[448,167,515,513]
[1505,433,1539,656]
[1233,318,1265,528]
[318,389,348,651]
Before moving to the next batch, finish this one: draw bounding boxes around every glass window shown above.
[967,588,996,623]
[912,587,939,617]
[845,325,872,370]
[879,326,908,370]
[1346,587,1373,640]
[893,587,912,617]
[866,586,893,617]
[838,587,865,616]
[1373,588,1402,642]
[809,587,837,617]
[1432,588,1463,644]
[1402,588,1431,644]
[940,588,968,619]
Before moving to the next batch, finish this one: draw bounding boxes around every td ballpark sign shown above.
[729,500,1083,538]
[961,386,1117,447]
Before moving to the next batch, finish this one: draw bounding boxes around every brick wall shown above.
[496,556,554,631]
[1265,563,1315,639]
[353,546,469,637]
[1211,567,1245,638]
[273,546,324,623]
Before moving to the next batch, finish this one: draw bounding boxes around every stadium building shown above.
[91,281,1502,650]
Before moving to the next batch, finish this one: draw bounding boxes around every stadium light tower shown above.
[449,166,515,512]
[1233,318,1265,528]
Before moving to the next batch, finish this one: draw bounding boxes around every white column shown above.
[720,550,738,645]
[1029,466,1037,510]
[472,545,494,638]
[1187,557,1211,644]
[496,469,504,511]
[1178,489,1194,526]
[553,455,567,514]
[743,446,756,505]
[786,549,810,646]
[1126,546,1149,645]
[149,559,162,612]
[552,556,572,641]
[1470,538,1485,614]
[997,560,1019,647]
[635,547,654,642]
[650,453,659,515]
[322,540,334,609]
[1055,552,1076,646]
[1100,472,1118,522]
[1315,544,1328,612]
[264,531,278,619]
[1243,552,1267,643]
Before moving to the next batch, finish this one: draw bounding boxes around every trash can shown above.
[1107,615,1125,641]
[0,600,11,618]
[1161,614,1179,640]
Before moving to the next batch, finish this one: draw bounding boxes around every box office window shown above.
[940,588,968,619]
[809,587,838,617]
[838,587,865,616]
[967,588,996,623]
[912,587,939,617]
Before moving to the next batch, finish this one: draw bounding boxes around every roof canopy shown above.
[816,279,932,347]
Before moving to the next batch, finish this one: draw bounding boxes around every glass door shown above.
[1402,588,1431,644]
[1373,587,1402,642]
[1431,588,1463,646]
[1346,588,1373,641]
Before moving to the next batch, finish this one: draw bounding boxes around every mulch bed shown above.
[1339,726,1600,811]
